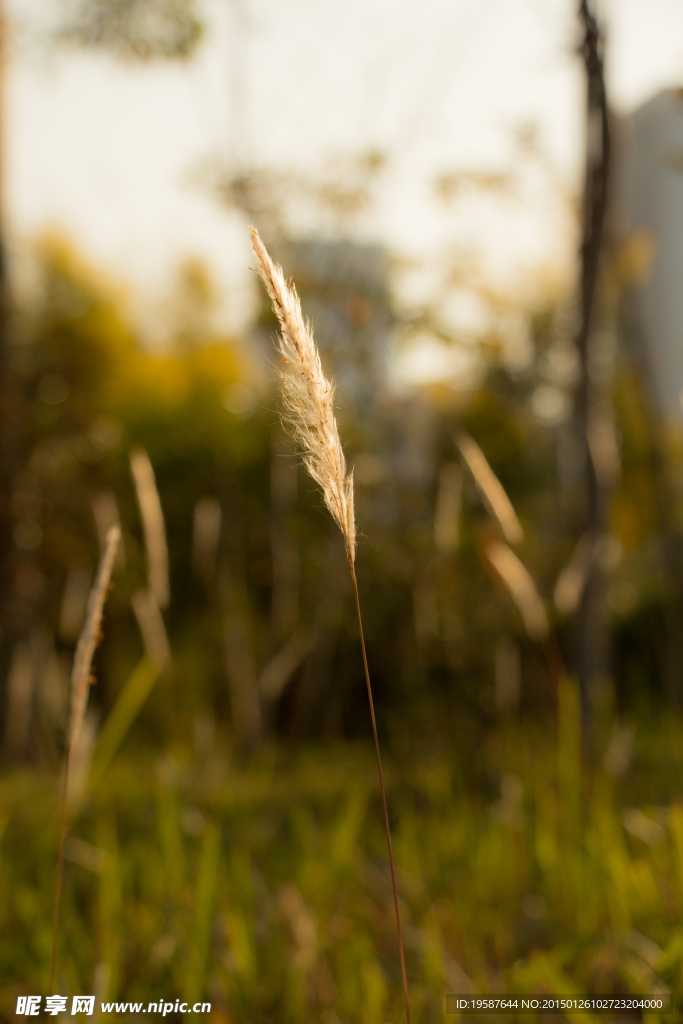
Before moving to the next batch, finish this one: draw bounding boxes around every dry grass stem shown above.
[132,588,172,672]
[258,627,313,703]
[554,532,595,615]
[130,448,169,608]
[249,226,356,564]
[250,227,410,1023]
[434,462,463,554]
[91,490,125,565]
[50,523,120,992]
[68,525,121,752]
[67,710,98,813]
[191,497,222,581]
[485,539,549,641]
[457,433,524,546]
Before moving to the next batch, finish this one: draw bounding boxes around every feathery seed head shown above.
[250,226,356,563]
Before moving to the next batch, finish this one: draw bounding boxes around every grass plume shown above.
[249,226,410,1023]
[49,524,120,992]
[249,227,356,565]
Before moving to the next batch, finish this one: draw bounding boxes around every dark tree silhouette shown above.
[574,0,611,750]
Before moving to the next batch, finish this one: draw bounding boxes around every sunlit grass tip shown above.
[249,226,356,565]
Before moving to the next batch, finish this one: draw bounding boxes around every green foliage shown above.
[2,715,683,1021]
[12,241,269,737]
[11,238,683,760]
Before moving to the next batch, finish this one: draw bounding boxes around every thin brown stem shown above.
[49,525,120,991]
[49,749,72,993]
[349,561,411,1024]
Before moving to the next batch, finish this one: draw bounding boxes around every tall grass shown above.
[250,226,411,1021]
[90,449,171,790]
[50,443,172,991]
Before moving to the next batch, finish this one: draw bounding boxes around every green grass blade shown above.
[185,820,220,1005]
[89,658,159,790]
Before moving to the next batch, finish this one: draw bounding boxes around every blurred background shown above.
[3,0,683,1021]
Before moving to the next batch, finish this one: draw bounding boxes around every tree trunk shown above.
[574,0,611,752]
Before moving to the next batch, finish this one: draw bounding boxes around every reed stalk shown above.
[459,435,567,695]
[456,433,524,545]
[49,525,120,993]
[485,540,549,642]
[250,227,411,1022]
[130,448,169,609]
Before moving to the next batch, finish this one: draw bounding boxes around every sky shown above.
[6,0,683,363]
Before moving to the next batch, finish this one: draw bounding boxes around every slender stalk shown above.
[350,561,411,1024]
[49,751,71,993]
[130,449,169,610]
[49,525,120,992]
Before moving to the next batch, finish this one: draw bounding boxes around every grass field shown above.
[3,681,683,1023]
